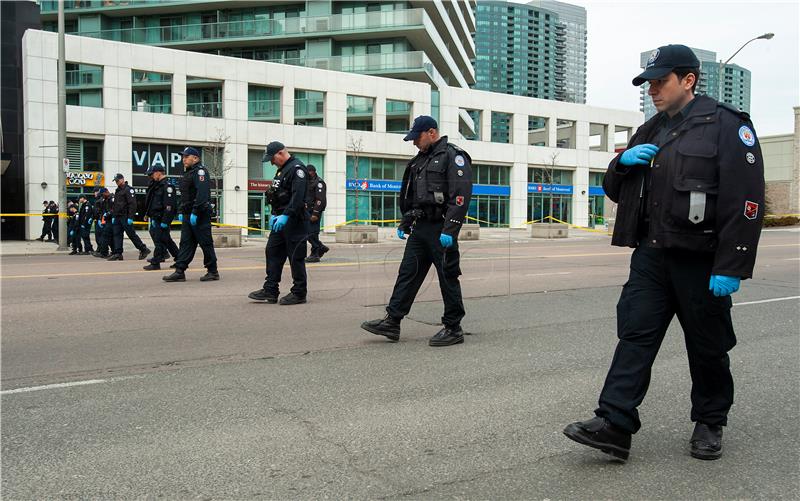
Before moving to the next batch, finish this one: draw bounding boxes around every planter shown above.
[212,226,242,247]
[530,222,569,239]
[335,224,379,244]
[459,224,480,241]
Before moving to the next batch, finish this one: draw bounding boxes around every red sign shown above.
[248,180,272,191]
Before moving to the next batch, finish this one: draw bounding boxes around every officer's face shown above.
[182,154,199,169]
[648,72,695,116]
[271,149,289,167]
[413,129,438,152]
[115,178,124,187]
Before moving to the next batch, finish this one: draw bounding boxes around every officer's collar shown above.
[277,156,295,172]
[422,136,448,156]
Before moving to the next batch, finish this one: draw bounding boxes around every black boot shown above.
[138,247,151,260]
[162,270,186,282]
[690,423,723,460]
[361,315,401,342]
[563,416,631,462]
[318,245,330,258]
[248,289,278,303]
[279,292,306,305]
[305,254,320,263]
[142,263,161,271]
[68,250,78,255]
[107,254,123,261]
[429,325,465,347]
[200,271,220,281]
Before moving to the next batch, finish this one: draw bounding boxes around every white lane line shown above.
[734,296,800,306]
[525,272,572,277]
[785,258,800,261]
[1,378,110,395]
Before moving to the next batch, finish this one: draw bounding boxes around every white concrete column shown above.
[374,95,386,133]
[572,163,589,228]
[510,161,529,228]
[606,123,616,153]
[222,142,248,231]
[281,85,295,125]
[324,147,348,231]
[575,121,590,151]
[172,73,186,115]
[547,115,557,148]
[481,108,491,142]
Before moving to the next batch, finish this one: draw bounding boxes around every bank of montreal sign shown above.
[346,179,511,197]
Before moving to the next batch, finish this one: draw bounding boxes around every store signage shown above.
[527,183,574,195]
[248,180,272,191]
[66,171,104,187]
[345,179,511,197]
[589,186,605,196]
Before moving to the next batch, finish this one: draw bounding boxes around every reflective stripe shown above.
[688,191,706,224]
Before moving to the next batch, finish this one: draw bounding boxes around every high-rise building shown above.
[639,46,751,119]
[473,0,586,103]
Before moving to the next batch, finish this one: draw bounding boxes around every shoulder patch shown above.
[318,182,323,189]
[167,186,174,193]
[297,169,305,179]
[738,125,756,147]
[454,155,465,167]
[197,169,205,176]
[746,152,756,164]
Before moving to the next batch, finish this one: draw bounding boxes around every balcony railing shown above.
[248,99,280,121]
[65,68,102,87]
[279,51,433,77]
[132,102,171,114]
[76,9,425,46]
[294,98,325,118]
[41,0,180,13]
[187,102,222,118]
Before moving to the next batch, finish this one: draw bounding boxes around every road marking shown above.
[734,296,800,306]
[525,272,572,277]
[1,378,110,395]
[785,258,800,261]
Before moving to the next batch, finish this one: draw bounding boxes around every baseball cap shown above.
[404,115,438,141]
[180,146,201,157]
[113,173,125,181]
[262,141,285,162]
[632,44,700,86]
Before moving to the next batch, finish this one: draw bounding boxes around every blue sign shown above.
[527,183,573,195]
[347,179,510,197]
[589,186,605,196]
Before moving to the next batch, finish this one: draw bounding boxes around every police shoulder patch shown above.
[454,155,465,167]
[745,152,756,164]
[297,169,305,178]
[167,186,174,193]
[197,169,205,176]
[738,125,756,147]
[318,182,323,188]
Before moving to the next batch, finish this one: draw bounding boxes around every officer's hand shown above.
[178,214,184,223]
[126,218,134,226]
[620,144,660,166]
[87,218,93,226]
[397,228,406,240]
[269,215,278,228]
[310,214,319,223]
[112,217,116,224]
[439,233,454,248]
[273,214,289,232]
[69,230,74,236]
[189,213,198,226]
[709,275,741,297]
[148,220,154,229]
[160,222,169,229]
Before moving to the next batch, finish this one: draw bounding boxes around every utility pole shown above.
[57,0,68,250]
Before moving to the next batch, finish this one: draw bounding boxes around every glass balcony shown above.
[248,99,280,122]
[41,0,181,14]
[186,102,222,118]
[294,98,325,118]
[65,68,103,88]
[132,102,171,114]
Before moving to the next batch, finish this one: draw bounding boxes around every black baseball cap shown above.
[262,141,285,162]
[180,146,201,157]
[150,164,165,173]
[632,44,700,86]
[404,115,438,141]
[113,173,125,181]
[307,164,316,172]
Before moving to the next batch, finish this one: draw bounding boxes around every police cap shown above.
[262,141,285,162]
[632,44,700,86]
[180,146,201,157]
[404,115,438,141]
[307,164,316,172]
[113,173,125,181]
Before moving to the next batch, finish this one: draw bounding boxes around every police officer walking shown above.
[92,189,113,258]
[143,165,179,271]
[305,164,330,263]
[163,146,220,282]
[108,173,151,261]
[35,201,52,242]
[563,45,765,462]
[248,141,309,305]
[77,195,94,255]
[361,116,473,347]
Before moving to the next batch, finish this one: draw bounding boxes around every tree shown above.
[203,128,233,223]
[348,134,364,224]
[543,151,560,225]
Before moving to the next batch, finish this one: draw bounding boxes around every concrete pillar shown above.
[172,73,186,115]
[791,106,800,214]
[510,161,528,228]
[281,85,295,125]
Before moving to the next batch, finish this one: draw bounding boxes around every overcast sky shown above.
[511,0,799,135]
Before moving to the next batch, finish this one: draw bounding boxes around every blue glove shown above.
[98,221,104,228]
[69,230,74,236]
[439,233,454,248]
[112,217,116,224]
[189,213,198,226]
[709,275,741,297]
[126,218,133,226]
[178,214,184,223]
[148,220,154,229]
[620,144,660,166]
[160,222,169,229]
[269,215,278,228]
[87,218,93,226]
[272,214,289,232]
[397,228,406,240]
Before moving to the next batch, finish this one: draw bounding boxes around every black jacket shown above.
[78,201,93,226]
[145,178,177,224]
[178,163,211,214]
[267,156,308,219]
[603,95,765,278]
[399,136,473,236]
[306,175,327,217]
[112,182,137,219]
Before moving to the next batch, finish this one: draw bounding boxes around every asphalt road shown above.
[2,228,799,499]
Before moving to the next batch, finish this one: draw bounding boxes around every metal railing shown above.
[186,102,222,118]
[132,102,171,114]
[248,99,280,121]
[65,68,102,87]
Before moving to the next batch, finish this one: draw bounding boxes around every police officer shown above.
[143,165,179,271]
[67,203,81,255]
[247,141,309,305]
[305,164,329,263]
[361,116,473,347]
[92,189,104,252]
[163,146,220,282]
[35,201,52,242]
[48,201,59,242]
[77,195,94,255]
[92,189,113,258]
[563,45,765,462]
[108,173,151,261]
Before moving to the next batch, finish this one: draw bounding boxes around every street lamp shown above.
[717,33,774,105]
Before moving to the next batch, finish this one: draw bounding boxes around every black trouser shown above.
[51,217,59,240]
[263,218,308,297]
[175,211,217,273]
[307,214,325,256]
[40,218,52,239]
[97,222,113,255]
[112,218,147,255]
[94,220,103,248]
[386,219,465,328]
[80,224,93,252]
[148,221,179,263]
[596,246,736,434]
[70,225,81,252]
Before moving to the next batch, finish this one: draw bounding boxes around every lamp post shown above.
[57,0,68,251]
[716,33,774,105]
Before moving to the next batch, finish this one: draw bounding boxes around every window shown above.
[186,76,223,118]
[66,138,103,172]
[132,70,172,114]
[347,95,374,131]
[528,115,549,146]
[295,89,325,126]
[386,99,411,133]
[248,85,281,122]
[65,62,103,108]
[491,112,513,143]
[589,123,608,151]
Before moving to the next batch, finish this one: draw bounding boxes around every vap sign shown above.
[132,145,184,172]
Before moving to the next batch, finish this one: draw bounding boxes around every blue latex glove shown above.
[160,222,169,229]
[269,215,278,228]
[620,144,660,166]
[87,218,93,226]
[112,217,116,224]
[272,214,289,232]
[127,218,134,226]
[397,228,406,240]
[189,213,198,226]
[439,233,454,248]
[709,275,741,297]
[98,221,104,229]
[69,230,74,236]
[178,214,184,223]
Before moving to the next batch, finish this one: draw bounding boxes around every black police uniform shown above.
[77,200,94,253]
[172,162,218,275]
[305,172,328,259]
[111,182,149,258]
[67,208,81,253]
[260,156,309,299]
[144,177,179,266]
[595,94,765,435]
[49,202,59,241]
[387,136,473,330]
[92,196,105,251]
[38,203,52,240]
